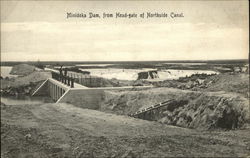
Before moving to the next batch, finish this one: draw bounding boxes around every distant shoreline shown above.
[1,59,248,67]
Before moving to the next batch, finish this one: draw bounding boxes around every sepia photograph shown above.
[0,0,249,157]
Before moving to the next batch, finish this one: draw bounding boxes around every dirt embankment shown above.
[153,73,249,98]
[10,64,36,76]
[1,102,250,157]
[101,88,249,130]
[205,73,249,97]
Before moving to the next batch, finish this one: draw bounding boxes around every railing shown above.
[51,71,75,88]
[65,73,110,88]
[51,70,109,88]
[75,77,106,87]
[129,99,175,117]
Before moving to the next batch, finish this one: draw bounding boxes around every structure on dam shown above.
[32,71,152,109]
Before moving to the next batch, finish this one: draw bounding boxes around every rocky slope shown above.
[101,88,249,130]
[10,64,36,76]
[153,73,249,98]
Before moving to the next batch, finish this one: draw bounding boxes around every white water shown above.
[163,62,207,65]
[80,68,218,80]
[158,69,218,80]
[81,68,158,80]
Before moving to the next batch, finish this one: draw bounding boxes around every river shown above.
[1,96,53,105]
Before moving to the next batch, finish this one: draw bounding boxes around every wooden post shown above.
[67,76,70,86]
[57,86,59,101]
[71,77,74,88]
[52,83,54,101]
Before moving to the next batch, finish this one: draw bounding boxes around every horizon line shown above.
[0,58,249,63]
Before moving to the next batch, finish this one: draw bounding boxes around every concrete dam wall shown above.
[32,78,153,109]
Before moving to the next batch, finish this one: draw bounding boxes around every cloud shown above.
[1,21,248,61]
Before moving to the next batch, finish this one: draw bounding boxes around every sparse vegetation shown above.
[1,60,249,157]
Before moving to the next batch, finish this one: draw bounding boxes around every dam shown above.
[32,71,153,109]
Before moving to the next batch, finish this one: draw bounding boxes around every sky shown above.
[1,0,249,61]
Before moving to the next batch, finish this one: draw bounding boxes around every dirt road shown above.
[1,102,250,157]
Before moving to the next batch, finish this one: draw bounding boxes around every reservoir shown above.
[1,66,18,78]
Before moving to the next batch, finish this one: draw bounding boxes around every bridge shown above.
[32,71,153,109]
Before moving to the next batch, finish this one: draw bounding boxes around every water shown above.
[79,68,219,80]
[2,64,218,82]
[46,64,219,81]
[0,66,18,78]
[1,66,51,105]
[158,69,219,80]
[80,68,157,80]
[1,96,53,105]
[76,64,114,67]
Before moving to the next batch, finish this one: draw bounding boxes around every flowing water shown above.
[80,68,219,80]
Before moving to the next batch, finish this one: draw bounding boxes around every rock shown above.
[137,70,159,80]
[176,117,188,127]
[24,133,32,140]
[197,79,205,85]
[121,148,134,158]
[159,116,172,124]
